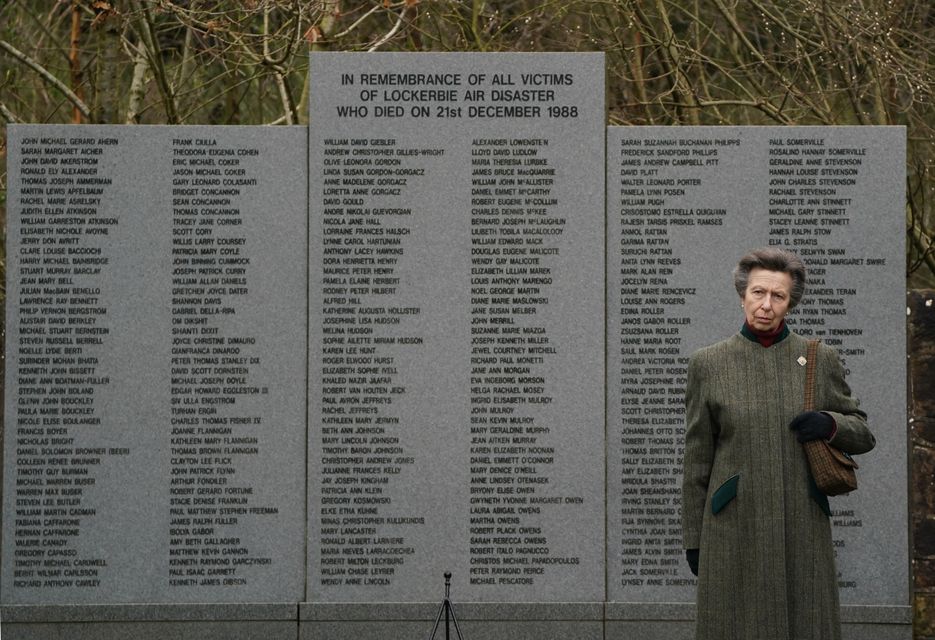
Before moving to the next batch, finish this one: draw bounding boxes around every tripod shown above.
[427,572,465,640]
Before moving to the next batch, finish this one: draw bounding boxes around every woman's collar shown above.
[740,320,789,347]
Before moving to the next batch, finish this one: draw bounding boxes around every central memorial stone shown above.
[307,52,607,604]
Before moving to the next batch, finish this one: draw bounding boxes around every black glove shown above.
[686,548,699,576]
[789,410,833,442]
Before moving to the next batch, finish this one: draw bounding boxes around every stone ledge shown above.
[840,605,913,624]
[300,602,605,621]
[0,603,297,623]
[605,602,694,620]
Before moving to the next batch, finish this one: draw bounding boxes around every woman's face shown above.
[742,268,793,332]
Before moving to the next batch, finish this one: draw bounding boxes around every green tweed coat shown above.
[682,330,875,640]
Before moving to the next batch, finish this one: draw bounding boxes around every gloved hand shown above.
[789,410,834,442]
[686,548,699,576]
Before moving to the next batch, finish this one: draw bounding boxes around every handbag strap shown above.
[804,339,819,411]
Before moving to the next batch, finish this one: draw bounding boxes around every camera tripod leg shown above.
[426,572,465,640]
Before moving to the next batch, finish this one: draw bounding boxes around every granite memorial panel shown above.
[307,52,606,603]
[606,126,907,611]
[2,125,308,604]
[0,63,911,640]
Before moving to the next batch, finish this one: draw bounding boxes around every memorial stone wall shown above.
[0,52,912,640]
[3,126,308,605]
[605,127,908,618]
[307,52,606,605]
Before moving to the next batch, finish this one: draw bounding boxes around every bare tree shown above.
[1,0,933,286]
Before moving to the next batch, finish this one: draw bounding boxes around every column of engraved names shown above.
[168,136,274,589]
[765,135,878,593]
[318,136,428,588]
[765,136,876,359]
[11,133,122,592]
[615,136,734,588]
[468,137,580,588]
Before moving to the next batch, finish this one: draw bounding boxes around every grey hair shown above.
[733,248,807,308]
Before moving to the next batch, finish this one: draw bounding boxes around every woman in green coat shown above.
[681,248,875,640]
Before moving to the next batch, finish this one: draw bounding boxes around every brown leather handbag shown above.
[802,339,858,496]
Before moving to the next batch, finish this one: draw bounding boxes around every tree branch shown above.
[130,0,180,123]
[0,100,21,123]
[711,0,831,123]
[125,47,149,124]
[369,5,411,52]
[263,6,298,124]
[0,38,91,119]
[69,0,83,123]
